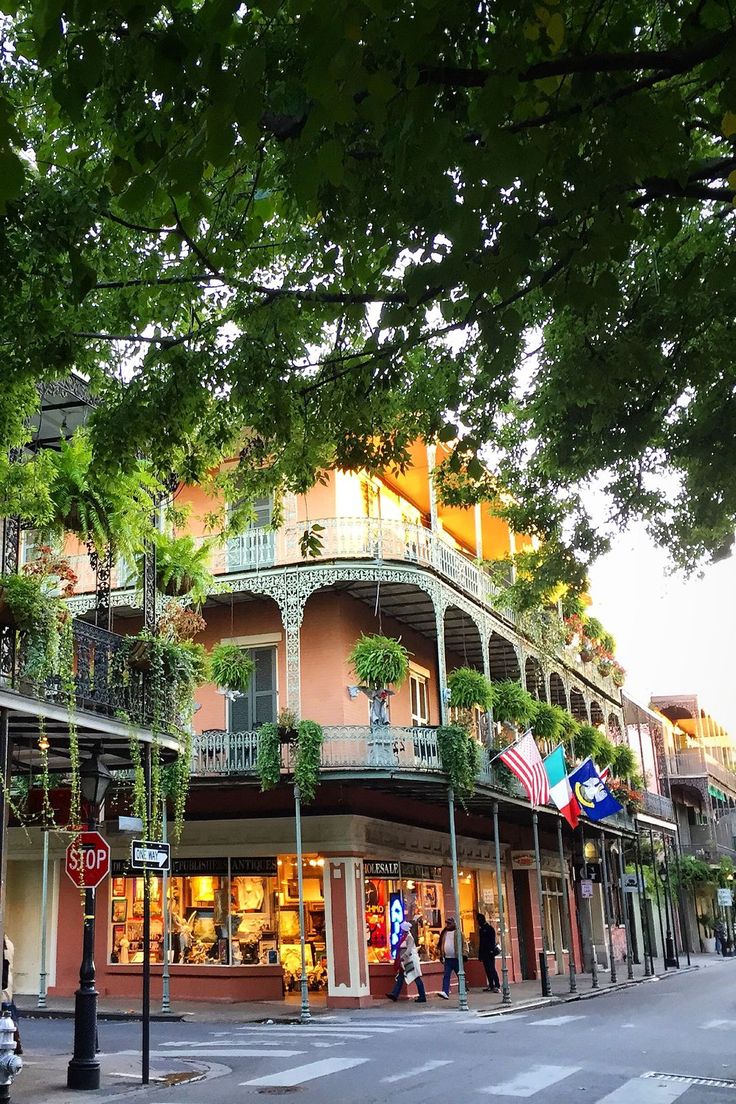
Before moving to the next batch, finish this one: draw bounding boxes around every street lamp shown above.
[67,748,112,1091]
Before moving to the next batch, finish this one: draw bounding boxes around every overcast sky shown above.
[587,526,736,735]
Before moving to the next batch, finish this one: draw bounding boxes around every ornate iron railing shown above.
[640,790,675,821]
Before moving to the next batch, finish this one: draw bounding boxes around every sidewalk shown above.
[9,1051,211,1104]
[18,952,722,1025]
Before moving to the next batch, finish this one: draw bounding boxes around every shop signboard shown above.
[580,879,594,899]
[401,863,442,880]
[231,857,278,876]
[717,887,733,907]
[623,873,643,894]
[364,861,401,878]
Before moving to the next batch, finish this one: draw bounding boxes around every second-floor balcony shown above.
[191,725,638,832]
[665,748,736,798]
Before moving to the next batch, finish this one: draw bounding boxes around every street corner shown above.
[9,1051,217,1104]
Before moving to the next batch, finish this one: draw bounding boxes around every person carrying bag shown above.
[386,921,427,1003]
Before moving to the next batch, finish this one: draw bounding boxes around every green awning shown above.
[708,784,726,801]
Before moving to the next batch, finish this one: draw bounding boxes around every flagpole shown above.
[556,818,576,993]
[579,818,599,989]
[486,730,526,767]
[531,808,552,997]
[493,800,511,1005]
[599,830,617,983]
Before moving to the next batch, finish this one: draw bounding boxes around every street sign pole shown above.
[142,744,152,1087]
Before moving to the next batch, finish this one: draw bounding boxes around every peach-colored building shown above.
[9,442,629,1006]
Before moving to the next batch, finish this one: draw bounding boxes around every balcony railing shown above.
[666,749,736,795]
[640,790,676,821]
[190,726,638,828]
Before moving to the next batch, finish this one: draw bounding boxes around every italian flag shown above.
[543,746,580,829]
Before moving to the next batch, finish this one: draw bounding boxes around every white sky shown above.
[587,525,736,735]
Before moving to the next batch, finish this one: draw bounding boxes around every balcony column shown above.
[274,571,313,717]
[426,443,439,533]
[434,593,449,724]
[474,504,483,560]
[324,857,372,1007]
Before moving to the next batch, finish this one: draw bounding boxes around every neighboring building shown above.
[9,443,641,1003]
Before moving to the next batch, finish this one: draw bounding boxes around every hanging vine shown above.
[293,720,324,803]
[257,722,282,791]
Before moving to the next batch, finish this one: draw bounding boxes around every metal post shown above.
[648,827,667,970]
[493,802,511,1005]
[142,744,151,1085]
[660,831,679,967]
[294,785,311,1023]
[599,832,617,983]
[671,829,691,966]
[0,709,11,962]
[580,821,599,989]
[617,842,635,979]
[531,811,552,997]
[38,828,50,1008]
[556,820,576,993]
[67,815,100,1091]
[161,803,170,1015]
[635,828,654,976]
[447,788,469,1011]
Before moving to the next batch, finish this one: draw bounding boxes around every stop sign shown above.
[65,831,110,890]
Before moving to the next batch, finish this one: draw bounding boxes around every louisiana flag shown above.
[543,746,580,829]
[568,757,623,821]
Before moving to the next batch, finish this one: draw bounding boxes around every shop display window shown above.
[109,858,280,967]
[277,855,326,991]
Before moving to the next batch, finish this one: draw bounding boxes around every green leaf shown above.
[0,147,25,211]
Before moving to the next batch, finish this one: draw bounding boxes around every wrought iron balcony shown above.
[639,790,676,821]
[666,748,736,796]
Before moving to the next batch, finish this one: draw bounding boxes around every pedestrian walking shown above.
[437,915,464,999]
[714,918,726,955]
[387,921,427,1003]
[477,912,500,992]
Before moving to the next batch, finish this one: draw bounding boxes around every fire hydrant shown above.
[0,1003,22,1102]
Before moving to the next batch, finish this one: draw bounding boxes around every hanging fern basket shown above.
[129,639,153,671]
[162,573,196,598]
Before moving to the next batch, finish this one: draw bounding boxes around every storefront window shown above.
[109,858,279,966]
[402,864,444,960]
[277,856,326,991]
[364,862,402,963]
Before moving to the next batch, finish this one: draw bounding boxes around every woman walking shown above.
[387,921,427,1003]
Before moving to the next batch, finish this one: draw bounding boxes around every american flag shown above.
[499,731,550,807]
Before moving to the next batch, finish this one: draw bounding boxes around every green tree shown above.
[1,2,735,587]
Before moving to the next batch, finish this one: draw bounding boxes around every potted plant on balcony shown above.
[348,633,409,728]
[153,532,215,605]
[610,744,637,780]
[447,667,494,729]
[209,643,254,696]
[490,680,536,730]
[530,702,566,744]
[611,662,626,687]
[277,708,299,744]
[256,717,324,801]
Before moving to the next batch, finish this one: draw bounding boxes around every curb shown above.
[477,965,700,1017]
[19,1008,186,1023]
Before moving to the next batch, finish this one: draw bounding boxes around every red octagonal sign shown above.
[65,831,110,890]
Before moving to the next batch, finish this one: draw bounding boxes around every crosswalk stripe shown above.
[702,1019,736,1029]
[530,1015,585,1027]
[240,1057,369,1087]
[121,1048,305,1059]
[595,1078,690,1104]
[235,1025,394,1034]
[382,1060,453,1083]
[478,1064,580,1097]
[162,1039,287,1047]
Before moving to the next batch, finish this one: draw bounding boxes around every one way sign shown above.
[130,840,171,872]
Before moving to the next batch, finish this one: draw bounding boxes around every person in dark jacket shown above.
[477,912,500,992]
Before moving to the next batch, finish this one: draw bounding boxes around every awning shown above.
[708,784,726,801]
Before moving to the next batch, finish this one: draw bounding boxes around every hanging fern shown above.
[293,720,324,803]
[210,644,254,693]
[593,733,616,768]
[573,723,600,761]
[437,723,482,803]
[530,702,566,742]
[447,667,494,711]
[257,722,282,791]
[558,712,581,749]
[491,680,536,726]
[349,633,409,688]
[610,743,637,779]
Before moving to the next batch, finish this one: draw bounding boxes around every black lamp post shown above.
[67,749,113,1091]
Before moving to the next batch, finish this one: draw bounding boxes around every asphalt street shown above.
[20,960,736,1103]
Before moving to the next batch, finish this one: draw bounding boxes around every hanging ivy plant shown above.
[530,702,566,742]
[293,720,324,803]
[491,680,536,727]
[447,667,494,711]
[210,644,254,694]
[437,723,482,803]
[257,722,281,791]
[348,633,409,688]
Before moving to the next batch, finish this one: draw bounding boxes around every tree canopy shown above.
[1,0,735,588]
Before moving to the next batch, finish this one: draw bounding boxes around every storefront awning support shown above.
[493,802,511,1005]
[556,820,576,994]
[447,788,469,1012]
[294,784,312,1023]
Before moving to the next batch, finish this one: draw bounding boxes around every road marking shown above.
[479,1064,580,1097]
[382,1060,453,1083]
[236,1025,393,1034]
[595,1077,690,1104]
[702,1019,736,1030]
[121,1048,305,1059]
[241,1057,369,1087]
[530,1014,585,1027]
[161,1038,288,1047]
